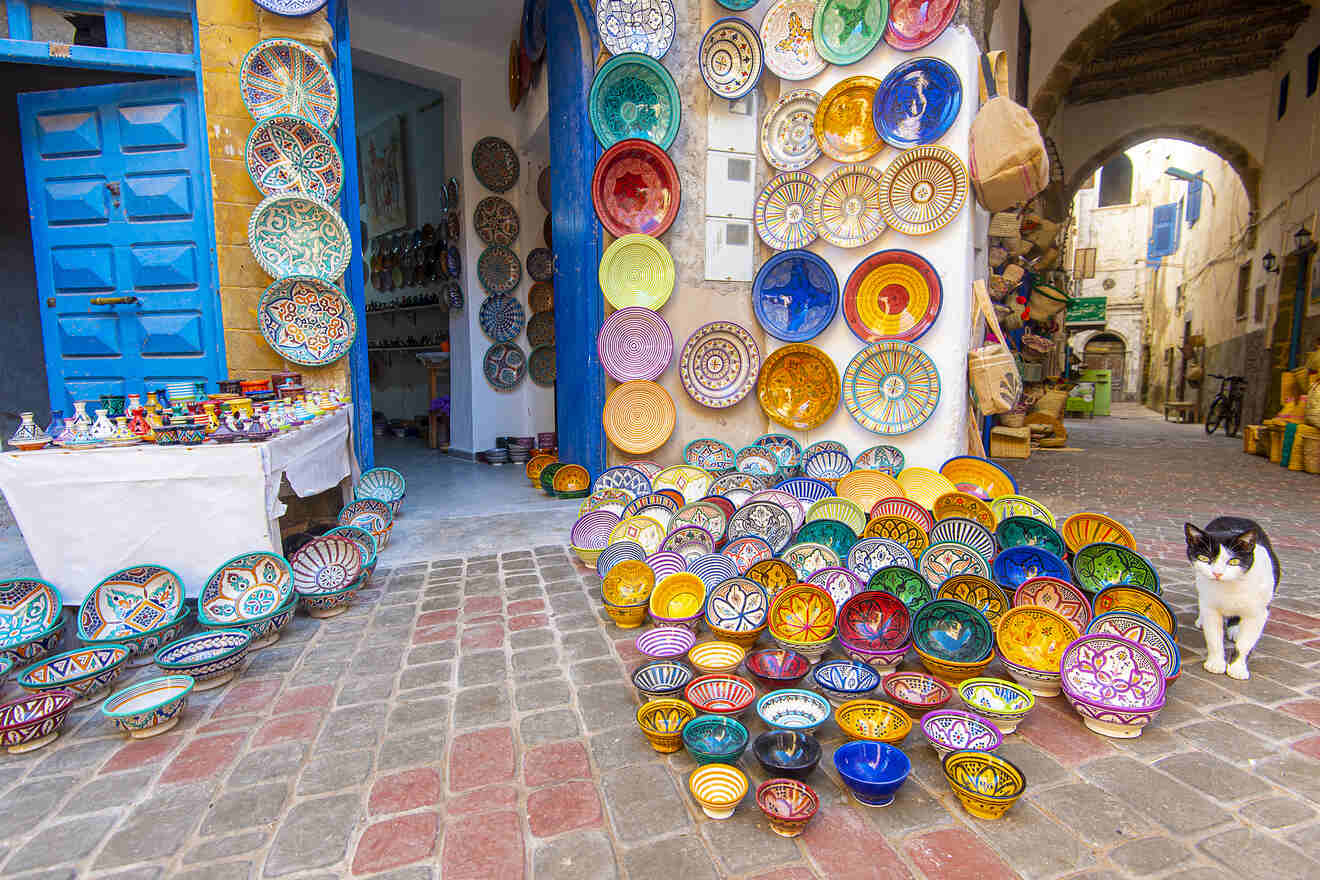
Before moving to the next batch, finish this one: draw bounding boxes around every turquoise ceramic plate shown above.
[813,0,889,65]
[843,341,940,435]
[589,52,681,150]
[248,194,351,282]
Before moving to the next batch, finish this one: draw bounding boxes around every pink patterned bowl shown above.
[1060,634,1166,739]
[919,709,1003,759]
[636,626,697,660]
[881,671,951,719]
[1014,577,1092,633]
[685,673,756,718]
[290,536,363,597]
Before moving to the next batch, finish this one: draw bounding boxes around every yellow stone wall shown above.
[197,0,348,392]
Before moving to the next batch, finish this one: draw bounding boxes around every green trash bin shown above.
[1081,369,1112,416]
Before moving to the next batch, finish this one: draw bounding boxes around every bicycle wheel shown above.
[1205,398,1225,435]
[1225,400,1242,437]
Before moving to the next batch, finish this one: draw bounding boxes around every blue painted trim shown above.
[189,6,225,390]
[39,0,192,13]
[6,1,31,39]
[0,39,195,73]
[549,0,605,475]
[329,0,374,470]
[1288,249,1313,369]
[103,10,127,49]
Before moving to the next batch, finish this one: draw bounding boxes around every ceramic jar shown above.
[8,413,52,451]
[91,409,115,441]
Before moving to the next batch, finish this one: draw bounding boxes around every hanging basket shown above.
[1027,284,1069,319]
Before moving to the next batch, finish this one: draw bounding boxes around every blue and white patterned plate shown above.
[253,0,328,16]
[596,0,676,58]
[78,565,184,640]
[918,542,991,591]
[929,518,996,561]
[245,114,343,202]
[873,57,962,149]
[755,434,802,470]
[199,552,294,624]
[847,538,916,582]
[685,553,740,591]
[595,465,653,498]
[705,577,769,632]
[248,194,351,282]
[0,579,61,650]
[258,276,357,366]
[240,38,338,127]
[480,295,526,342]
[803,449,852,480]
[700,17,763,101]
[774,477,834,508]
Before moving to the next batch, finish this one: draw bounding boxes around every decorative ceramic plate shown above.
[866,564,932,610]
[526,248,554,282]
[446,245,462,279]
[843,341,940,435]
[807,567,864,612]
[480,294,526,342]
[918,542,990,590]
[471,136,519,193]
[842,249,942,342]
[996,516,1066,559]
[478,245,522,294]
[847,537,916,581]
[706,576,769,631]
[484,342,527,390]
[1087,612,1180,681]
[592,139,680,237]
[895,469,954,511]
[248,194,351,281]
[674,502,729,543]
[240,38,338,127]
[861,515,928,556]
[526,310,555,347]
[760,89,822,172]
[1072,543,1161,596]
[474,196,520,246]
[936,575,1009,631]
[245,115,343,202]
[878,145,968,236]
[812,164,888,248]
[815,76,884,163]
[290,536,363,595]
[855,445,905,476]
[1061,513,1137,554]
[769,584,837,641]
[257,276,356,367]
[254,0,328,15]
[529,281,554,313]
[760,0,826,80]
[774,478,832,510]
[0,579,61,649]
[598,306,672,381]
[752,249,839,342]
[929,517,996,560]
[596,467,653,500]
[685,438,736,471]
[758,343,840,431]
[654,466,714,504]
[885,0,958,50]
[338,499,392,538]
[603,380,675,454]
[993,546,1070,592]
[990,494,1055,526]
[795,520,857,562]
[803,449,853,481]
[596,0,676,58]
[874,58,962,148]
[721,537,775,574]
[911,599,993,662]
[813,0,888,65]
[609,516,666,555]
[756,172,820,251]
[1017,577,1093,634]
[680,321,762,408]
[755,434,802,469]
[872,496,935,531]
[78,565,184,639]
[727,501,795,555]
[939,456,1018,500]
[735,446,780,478]
[589,52,682,150]
[743,490,803,534]
[716,0,758,7]
[700,17,763,101]
[601,234,674,309]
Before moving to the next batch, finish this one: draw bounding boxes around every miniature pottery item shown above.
[1087,611,1181,682]
[682,714,749,765]
[199,551,294,624]
[16,644,130,708]
[602,380,675,455]
[688,640,747,676]
[995,605,1080,697]
[101,674,195,739]
[635,626,696,660]
[921,709,1003,759]
[684,673,756,717]
[833,739,911,807]
[78,565,184,642]
[248,194,351,282]
[753,730,821,781]
[0,689,76,753]
[245,114,343,201]
[755,688,830,733]
[689,763,748,819]
[589,52,681,150]
[7,413,52,451]
[596,0,676,58]
[154,630,253,692]
[744,648,810,691]
[632,659,695,702]
[834,699,912,744]
[240,38,338,126]
[881,670,951,719]
[943,749,1026,819]
[637,698,696,753]
[1060,634,1167,738]
[957,677,1034,733]
[760,88,822,172]
[811,659,881,705]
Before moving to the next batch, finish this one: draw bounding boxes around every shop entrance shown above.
[1083,333,1126,397]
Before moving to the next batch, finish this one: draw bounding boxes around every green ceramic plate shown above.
[813,0,889,66]
[794,518,858,560]
[1071,542,1161,595]
[588,52,682,150]
[995,516,1067,559]
[866,565,932,611]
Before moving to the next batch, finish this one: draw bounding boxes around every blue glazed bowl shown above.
[833,740,912,807]
[753,730,821,781]
[810,659,881,706]
[755,688,831,733]
[992,546,1070,592]
[681,714,749,765]
[154,629,253,692]
[631,659,695,702]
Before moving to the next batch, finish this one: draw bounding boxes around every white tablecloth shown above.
[0,411,355,602]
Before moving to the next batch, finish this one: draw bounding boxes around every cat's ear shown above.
[1184,523,1206,545]
[1233,529,1259,554]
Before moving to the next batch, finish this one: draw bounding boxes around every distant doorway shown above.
[1084,333,1126,397]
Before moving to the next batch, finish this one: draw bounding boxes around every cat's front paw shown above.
[1204,657,1228,675]
[1226,662,1250,680]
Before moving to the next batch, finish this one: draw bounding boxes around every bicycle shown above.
[1204,374,1246,437]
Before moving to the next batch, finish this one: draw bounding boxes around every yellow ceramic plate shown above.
[995,605,1079,671]
[805,497,867,535]
[653,465,713,504]
[600,233,675,310]
[932,492,997,530]
[990,494,1055,527]
[1061,513,1136,554]
[837,470,902,513]
[603,380,675,455]
[608,515,667,554]
[814,75,884,163]
[896,467,956,510]
[757,343,840,431]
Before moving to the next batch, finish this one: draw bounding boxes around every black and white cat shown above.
[1184,517,1280,680]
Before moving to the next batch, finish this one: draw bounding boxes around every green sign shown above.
[1066,297,1107,325]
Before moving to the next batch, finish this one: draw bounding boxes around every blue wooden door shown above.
[18,78,223,412]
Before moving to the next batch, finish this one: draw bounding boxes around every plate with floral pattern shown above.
[699,17,763,101]
[478,245,522,294]
[471,136,519,193]
[758,343,840,431]
[248,194,351,282]
[726,501,795,554]
[680,321,762,408]
[78,565,184,640]
[761,0,826,80]
[484,342,527,390]
[258,276,357,366]
[917,541,990,591]
[200,552,294,623]
[589,52,681,150]
[760,89,822,172]
[596,0,676,59]
[240,38,338,127]
[245,114,343,202]
[474,196,520,246]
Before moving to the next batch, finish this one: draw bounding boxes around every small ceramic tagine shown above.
[105,417,141,447]
[71,401,93,431]
[44,410,65,441]
[91,409,116,442]
[62,403,100,448]
[127,408,154,441]
[125,394,141,412]
[8,412,53,451]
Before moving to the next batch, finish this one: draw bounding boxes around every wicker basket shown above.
[1035,389,1068,420]
[1303,435,1320,474]
[1268,427,1284,463]
[990,427,1031,459]
[1243,425,1263,455]
[999,412,1027,428]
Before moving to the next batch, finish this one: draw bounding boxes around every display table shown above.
[0,410,355,602]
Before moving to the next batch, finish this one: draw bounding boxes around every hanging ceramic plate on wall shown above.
[600,234,674,309]
[446,245,462,279]
[526,247,554,282]
[245,114,343,202]
[811,164,887,248]
[715,0,757,8]
[253,0,328,15]
[752,249,838,342]
[603,380,676,454]
[471,136,520,193]
[596,0,677,58]
[841,248,942,342]
[592,139,680,237]
[478,244,522,294]
[815,75,885,163]
[529,281,554,313]
[248,194,351,282]
[527,310,556,347]
[760,0,827,81]
[529,344,556,386]
[680,321,762,408]
[873,57,962,149]
[258,276,357,366]
[813,0,889,65]
[598,306,673,382]
[522,0,548,61]
[878,145,968,235]
[699,17,763,101]
[884,0,959,50]
[842,341,940,434]
[755,171,820,251]
[479,294,526,342]
[757,343,840,431]
[240,38,338,127]
[760,89,822,173]
[474,196,520,246]
[589,52,682,150]
[484,342,527,390]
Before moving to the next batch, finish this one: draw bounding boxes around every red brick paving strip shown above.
[101,733,184,774]
[369,768,443,815]
[442,810,525,880]
[903,828,1019,880]
[527,780,603,836]
[352,812,440,875]
[159,732,247,784]
[1279,700,1320,727]
[523,740,592,787]
[803,807,912,880]
[446,782,519,815]
[449,725,515,792]
[253,711,323,746]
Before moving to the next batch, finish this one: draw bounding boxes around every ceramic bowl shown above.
[834,699,912,744]
[571,545,603,566]
[0,688,77,753]
[636,626,696,660]
[910,599,995,665]
[1092,586,1178,639]
[1014,577,1092,634]
[632,659,695,702]
[1,611,67,666]
[768,584,837,644]
[992,546,1071,592]
[154,630,253,692]
[291,536,364,598]
[838,639,909,675]
[324,526,378,585]
[995,605,1080,697]
[752,730,821,781]
[299,572,364,619]
[943,749,1026,819]
[920,709,1004,759]
[649,573,707,630]
[16,644,130,708]
[811,659,881,706]
[744,648,811,690]
[934,575,1010,632]
[1087,611,1181,683]
[1060,634,1167,739]
[755,688,831,733]
[682,714,749,765]
[84,605,193,668]
[833,740,912,807]
[636,698,696,753]
[957,677,1035,733]
[837,591,911,653]
[604,597,650,629]
[688,641,747,675]
[707,620,767,650]
[597,540,648,579]
[688,762,749,819]
[685,674,756,717]
[198,594,296,651]
[769,631,835,664]
[602,560,656,605]
[704,577,769,639]
[914,647,995,686]
[756,778,820,838]
[882,671,952,719]
[101,674,195,739]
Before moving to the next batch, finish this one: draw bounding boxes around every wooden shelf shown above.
[367,345,448,353]
[365,303,446,317]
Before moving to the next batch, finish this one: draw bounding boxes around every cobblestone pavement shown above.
[1,407,1318,879]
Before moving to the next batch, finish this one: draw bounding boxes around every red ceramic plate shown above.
[838,591,911,651]
[884,0,959,51]
[842,249,942,343]
[592,138,681,238]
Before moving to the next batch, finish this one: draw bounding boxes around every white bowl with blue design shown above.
[154,630,253,692]
[755,688,830,733]
[101,674,195,739]
[811,659,881,706]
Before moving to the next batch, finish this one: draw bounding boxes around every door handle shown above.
[90,296,139,305]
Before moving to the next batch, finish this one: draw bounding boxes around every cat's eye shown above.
[1196,554,1210,562]
[1227,558,1241,566]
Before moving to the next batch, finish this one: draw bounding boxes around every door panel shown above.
[19,78,222,413]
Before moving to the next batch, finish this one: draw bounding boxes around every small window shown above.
[1098,154,1133,207]
[1308,46,1319,97]
[725,222,749,246]
[1254,284,1267,322]
[726,157,750,182]
[1279,73,1290,120]
[1235,264,1251,319]
[1074,247,1096,279]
